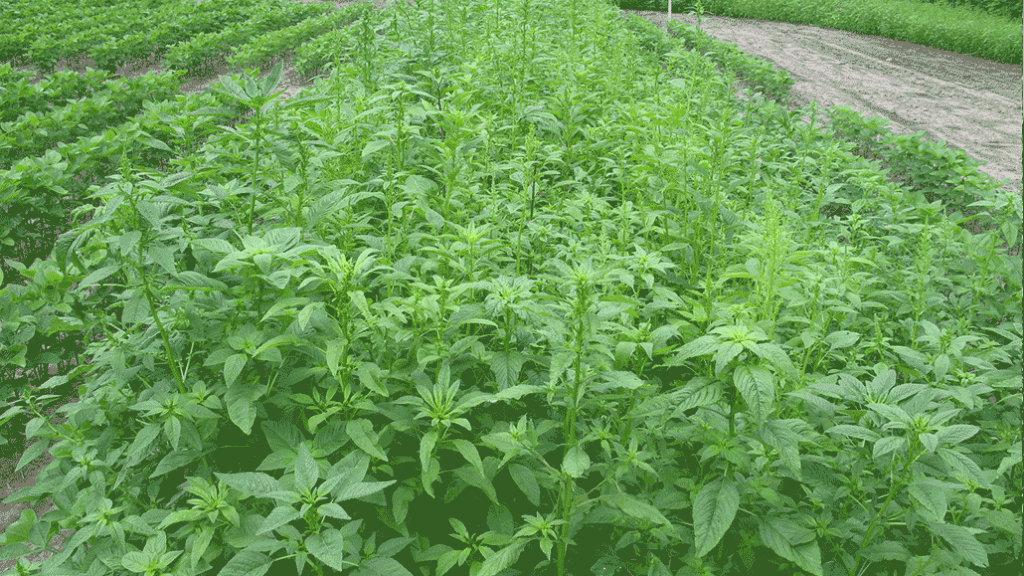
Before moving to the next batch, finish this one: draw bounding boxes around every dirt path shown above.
[627,10,1023,200]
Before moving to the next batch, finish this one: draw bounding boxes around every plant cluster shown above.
[0,1,1020,576]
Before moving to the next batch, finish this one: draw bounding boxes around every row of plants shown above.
[0,0,206,64]
[164,0,337,78]
[292,5,385,80]
[662,18,1021,251]
[24,12,141,74]
[0,0,269,72]
[615,0,1023,64]
[0,73,247,297]
[227,1,376,75]
[0,70,188,169]
[0,66,119,124]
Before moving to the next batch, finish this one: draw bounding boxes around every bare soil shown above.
[2,5,1021,573]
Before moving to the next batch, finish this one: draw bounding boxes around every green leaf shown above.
[331,479,396,503]
[326,338,345,377]
[253,333,301,360]
[452,439,486,481]
[151,449,202,480]
[318,502,351,520]
[490,350,525,390]
[670,335,718,363]
[392,486,416,524]
[261,61,283,96]
[910,480,950,522]
[826,424,880,443]
[141,135,174,153]
[733,365,774,423]
[78,264,119,289]
[475,539,528,576]
[122,290,150,325]
[891,345,930,375]
[133,197,159,226]
[194,237,236,254]
[225,380,258,435]
[857,540,911,562]
[759,516,824,575]
[506,462,539,506]
[125,424,161,467]
[824,330,859,349]
[215,471,280,498]
[167,271,229,291]
[224,353,247,388]
[216,549,274,576]
[593,370,645,393]
[358,362,389,397]
[693,478,739,557]
[361,557,415,576]
[753,342,799,380]
[347,419,388,461]
[256,505,301,536]
[190,527,214,571]
[714,341,744,376]
[561,446,590,479]
[294,442,319,496]
[147,243,177,276]
[603,492,672,528]
[15,439,48,474]
[362,139,390,160]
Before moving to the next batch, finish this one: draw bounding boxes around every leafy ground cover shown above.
[0,0,1021,575]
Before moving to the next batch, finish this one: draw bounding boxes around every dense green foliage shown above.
[616,0,1023,64]
[0,0,1020,575]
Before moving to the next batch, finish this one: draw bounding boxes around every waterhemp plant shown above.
[0,1,1020,576]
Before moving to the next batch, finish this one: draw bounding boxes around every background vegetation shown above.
[616,0,1024,64]
[0,0,1020,575]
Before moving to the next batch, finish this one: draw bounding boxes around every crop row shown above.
[0,77,248,293]
[229,1,375,74]
[0,0,178,64]
[0,65,118,123]
[0,0,268,71]
[164,0,336,77]
[0,72,252,389]
[0,70,187,169]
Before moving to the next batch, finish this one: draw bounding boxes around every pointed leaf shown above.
[561,446,591,479]
[362,139,390,160]
[734,365,775,423]
[225,381,257,435]
[256,505,301,536]
[294,442,319,496]
[452,439,486,480]
[671,335,718,363]
[475,539,528,576]
[224,353,247,388]
[509,463,540,506]
[262,61,283,95]
[693,479,739,557]
[348,419,388,461]
[602,492,672,527]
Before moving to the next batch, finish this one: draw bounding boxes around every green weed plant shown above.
[0,1,1020,576]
